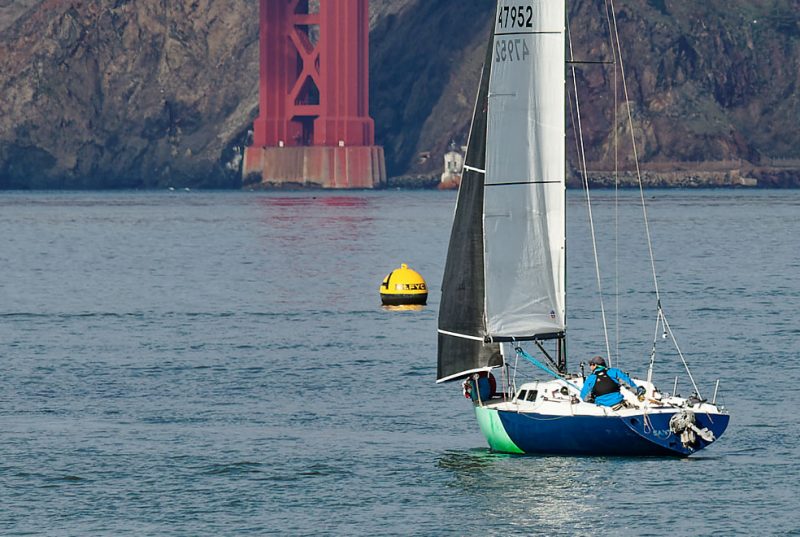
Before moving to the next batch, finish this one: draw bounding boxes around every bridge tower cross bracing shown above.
[244,0,386,189]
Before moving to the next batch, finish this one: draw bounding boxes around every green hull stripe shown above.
[474,406,524,454]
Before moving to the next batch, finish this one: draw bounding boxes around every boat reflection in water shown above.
[436,450,596,532]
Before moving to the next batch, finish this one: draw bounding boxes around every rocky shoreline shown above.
[387,166,800,190]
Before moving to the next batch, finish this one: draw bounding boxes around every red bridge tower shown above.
[243,0,386,189]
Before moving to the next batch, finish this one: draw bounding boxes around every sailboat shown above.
[436,0,729,456]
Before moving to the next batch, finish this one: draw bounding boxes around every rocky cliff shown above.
[372,0,800,187]
[1,0,799,188]
[0,0,260,188]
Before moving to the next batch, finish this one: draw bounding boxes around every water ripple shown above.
[1,190,798,535]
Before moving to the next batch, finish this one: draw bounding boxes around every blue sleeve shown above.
[610,368,638,389]
[580,375,595,400]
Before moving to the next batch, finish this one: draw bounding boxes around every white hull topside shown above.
[477,376,725,419]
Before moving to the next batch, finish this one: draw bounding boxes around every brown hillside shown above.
[1,0,798,188]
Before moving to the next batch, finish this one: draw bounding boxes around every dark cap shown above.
[589,355,606,366]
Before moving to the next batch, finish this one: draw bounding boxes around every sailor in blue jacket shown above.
[580,355,645,407]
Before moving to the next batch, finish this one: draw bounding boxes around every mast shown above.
[560,0,568,374]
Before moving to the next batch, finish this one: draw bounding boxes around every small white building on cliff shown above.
[440,141,464,190]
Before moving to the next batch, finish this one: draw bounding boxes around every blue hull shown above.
[492,409,730,457]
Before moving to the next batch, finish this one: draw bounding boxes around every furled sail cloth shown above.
[438,0,566,382]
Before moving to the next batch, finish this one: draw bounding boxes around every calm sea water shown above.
[1,189,798,536]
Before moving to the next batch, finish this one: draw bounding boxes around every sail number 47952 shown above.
[498,5,534,29]
[495,38,530,62]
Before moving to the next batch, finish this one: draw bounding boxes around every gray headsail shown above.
[437,23,500,383]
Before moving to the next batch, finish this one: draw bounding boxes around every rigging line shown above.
[567,60,615,65]
[609,0,700,387]
[566,14,613,366]
[515,347,582,393]
[660,313,702,398]
[501,353,510,402]
[500,343,510,402]
[646,306,662,384]
[603,0,621,367]
[608,0,661,303]
[642,409,654,434]
[532,339,560,372]
[457,42,490,220]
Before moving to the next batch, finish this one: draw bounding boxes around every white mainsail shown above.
[484,0,566,339]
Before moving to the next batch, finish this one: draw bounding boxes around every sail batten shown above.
[463,165,486,174]
[486,181,561,186]
[437,329,487,342]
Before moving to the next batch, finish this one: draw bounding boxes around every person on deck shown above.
[580,355,645,407]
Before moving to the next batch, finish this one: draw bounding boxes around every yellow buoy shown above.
[380,263,428,306]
